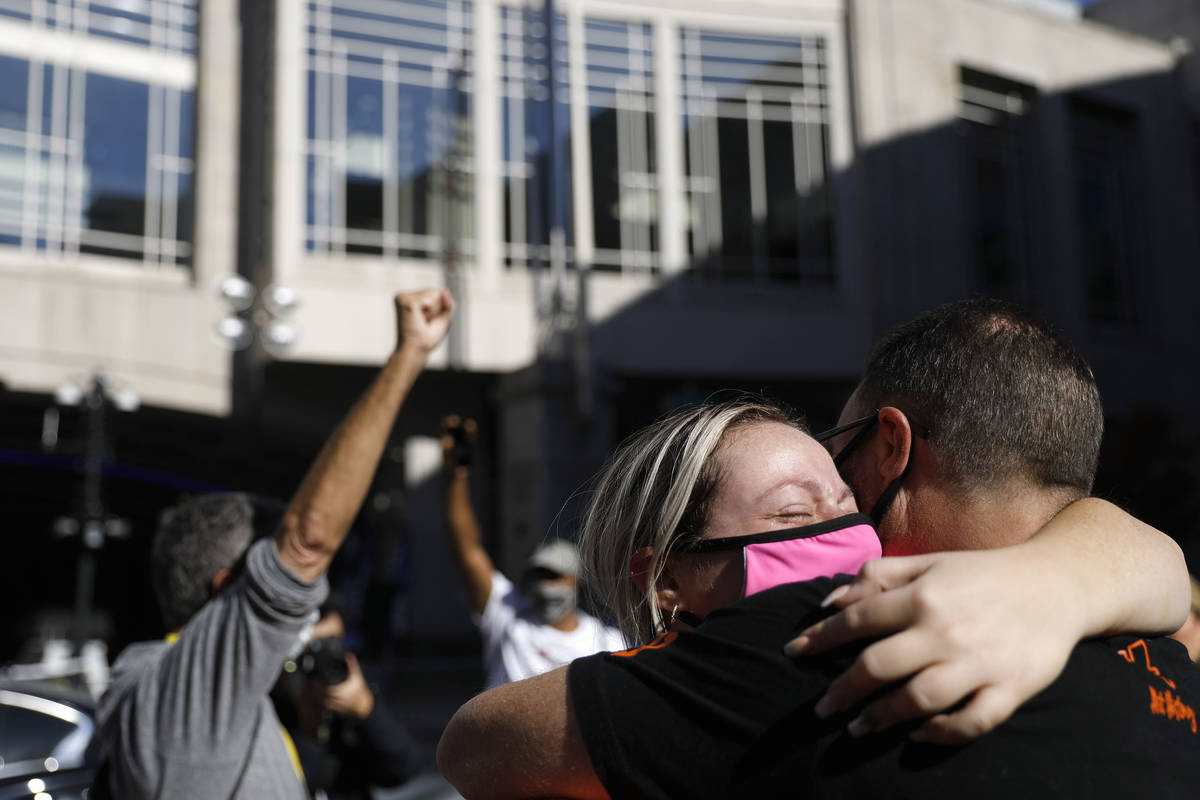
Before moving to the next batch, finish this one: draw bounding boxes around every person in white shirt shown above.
[441,417,625,688]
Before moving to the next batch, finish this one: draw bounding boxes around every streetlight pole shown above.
[72,378,108,652]
[441,56,468,369]
[543,0,567,301]
[48,373,135,653]
[539,0,592,422]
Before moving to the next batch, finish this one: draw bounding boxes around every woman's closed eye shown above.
[774,507,814,521]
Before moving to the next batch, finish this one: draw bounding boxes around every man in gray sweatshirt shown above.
[96,288,455,799]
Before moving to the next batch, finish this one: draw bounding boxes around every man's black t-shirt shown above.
[568,576,1200,799]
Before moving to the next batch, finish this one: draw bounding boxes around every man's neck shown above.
[885,481,1078,555]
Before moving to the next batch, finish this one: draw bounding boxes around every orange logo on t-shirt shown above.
[1118,638,1196,734]
[1118,639,1176,689]
[1148,686,1198,733]
[611,631,678,658]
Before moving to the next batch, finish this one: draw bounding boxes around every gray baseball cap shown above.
[525,539,581,577]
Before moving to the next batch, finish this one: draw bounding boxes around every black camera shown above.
[449,422,474,468]
[298,636,349,686]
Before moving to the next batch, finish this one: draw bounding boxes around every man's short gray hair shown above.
[151,493,255,631]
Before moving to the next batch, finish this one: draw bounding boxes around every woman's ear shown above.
[629,547,654,595]
[629,546,680,613]
[875,406,914,484]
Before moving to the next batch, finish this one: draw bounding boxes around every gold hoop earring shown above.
[669,604,679,626]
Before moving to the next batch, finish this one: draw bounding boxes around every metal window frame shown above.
[0,2,196,268]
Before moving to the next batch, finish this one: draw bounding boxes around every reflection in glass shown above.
[0,55,29,246]
[0,54,193,266]
[0,0,200,56]
[83,74,149,248]
[958,67,1035,291]
[345,76,384,252]
[500,6,568,269]
[1070,96,1141,324]
[586,18,656,273]
[681,30,832,282]
[305,0,474,260]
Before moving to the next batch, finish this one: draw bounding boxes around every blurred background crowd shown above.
[2,0,1200,796]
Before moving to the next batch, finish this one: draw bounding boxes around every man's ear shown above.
[629,546,680,613]
[210,567,235,596]
[876,406,914,484]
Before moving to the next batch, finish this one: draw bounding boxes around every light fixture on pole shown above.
[213,277,301,356]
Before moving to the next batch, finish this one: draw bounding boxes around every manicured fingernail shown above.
[814,691,844,718]
[820,585,849,608]
[847,714,875,737]
[783,636,810,656]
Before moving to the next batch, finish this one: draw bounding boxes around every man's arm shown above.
[441,416,495,614]
[277,289,454,581]
[787,497,1189,743]
[437,667,606,800]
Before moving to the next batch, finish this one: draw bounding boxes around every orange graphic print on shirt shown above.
[1118,639,1197,734]
[611,632,678,658]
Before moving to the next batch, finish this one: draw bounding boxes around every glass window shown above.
[7,65,193,265]
[0,703,76,762]
[500,6,569,270]
[0,0,200,56]
[957,67,1036,291]
[586,18,655,273]
[83,74,149,250]
[0,55,29,247]
[306,0,474,261]
[680,30,832,283]
[1069,96,1142,324]
[0,3,195,266]
[0,55,26,129]
[345,75,385,252]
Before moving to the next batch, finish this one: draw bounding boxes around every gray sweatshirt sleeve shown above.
[98,538,328,797]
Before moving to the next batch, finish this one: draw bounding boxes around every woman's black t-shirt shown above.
[569,575,1200,799]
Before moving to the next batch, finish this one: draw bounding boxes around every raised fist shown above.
[395,288,455,354]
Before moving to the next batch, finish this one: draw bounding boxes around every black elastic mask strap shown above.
[869,460,910,526]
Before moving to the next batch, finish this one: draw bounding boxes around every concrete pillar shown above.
[189,0,242,413]
[474,0,503,290]
[653,15,686,277]
[495,361,613,579]
[192,0,240,291]
[272,0,306,287]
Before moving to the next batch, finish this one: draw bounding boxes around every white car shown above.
[0,681,99,800]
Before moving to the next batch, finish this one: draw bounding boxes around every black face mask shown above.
[867,468,908,527]
[814,411,912,527]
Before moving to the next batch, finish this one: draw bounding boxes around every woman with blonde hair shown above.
[578,398,878,646]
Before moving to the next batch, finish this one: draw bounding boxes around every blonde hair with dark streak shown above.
[578,399,806,645]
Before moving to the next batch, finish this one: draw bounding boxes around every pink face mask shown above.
[672,512,881,599]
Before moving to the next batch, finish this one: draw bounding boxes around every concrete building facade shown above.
[2,0,1198,645]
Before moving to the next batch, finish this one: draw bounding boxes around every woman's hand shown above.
[784,497,1188,745]
[784,548,1084,745]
